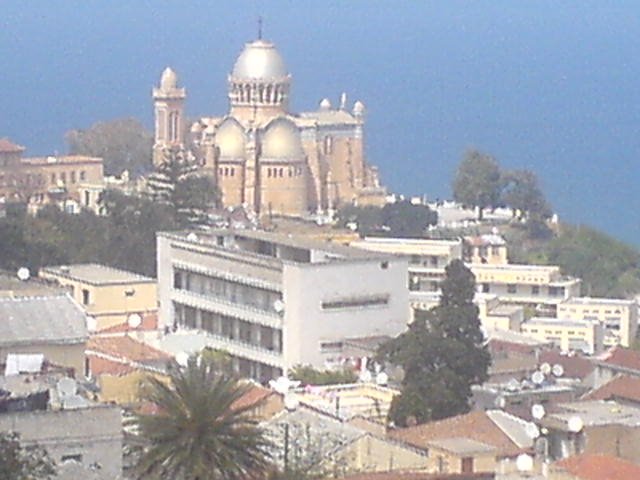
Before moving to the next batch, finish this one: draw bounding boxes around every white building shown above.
[557,297,638,348]
[520,317,604,354]
[156,229,409,381]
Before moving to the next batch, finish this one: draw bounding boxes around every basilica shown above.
[152,37,386,217]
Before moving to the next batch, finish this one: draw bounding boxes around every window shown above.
[80,170,86,181]
[507,284,517,294]
[531,285,540,295]
[70,171,76,183]
[60,172,66,183]
[51,172,56,184]
[482,283,490,293]
[84,190,91,206]
[82,289,90,305]
[321,294,389,310]
[173,272,182,289]
[324,135,333,155]
[320,341,344,353]
[461,457,474,474]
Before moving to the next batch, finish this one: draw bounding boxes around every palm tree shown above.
[133,356,272,479]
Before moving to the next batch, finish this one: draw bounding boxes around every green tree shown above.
[288,365,357,386]
[65,117,153,177]
[501,169,551,220]
[133,356,272,480]
[147,147,219,226]
[379,260,490,426]
[0,432,56,480]
[452,150,501,220]
[380,200,437,238]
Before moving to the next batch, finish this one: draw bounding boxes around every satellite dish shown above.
[273,299,285,313]
[568,416,584,433]
[375,372,389,386]
[494,395,507,409]
[531,371,545,385]
[531,404,546,420]
[506,378,520,392]
[283,394,299,411]
[516,453,533,472]
[127,313,142,329]
[86,316,97,333]
[269,376,300,395]
[540,362,552,375]
[410,276,420,284]
[16,267,30,281]
[175,352,190,367]
[186,232,198,242]
[525,423,540,439]
[57,377,78,398]
[552,364,565,377]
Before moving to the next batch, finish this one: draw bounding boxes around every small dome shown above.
[353,100,366,116]
[261,119,304,159]
[215,120,246,158]
[160,67,178,90]
[319,98,331,111]
[232,40,288,80]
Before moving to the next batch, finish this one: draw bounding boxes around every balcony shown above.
[171,288,283,329]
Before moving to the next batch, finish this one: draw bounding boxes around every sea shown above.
[1,1,639,245]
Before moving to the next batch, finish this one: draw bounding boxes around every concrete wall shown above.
[0,342,85,377]
[282,257,409,369]
[0,405,122,480]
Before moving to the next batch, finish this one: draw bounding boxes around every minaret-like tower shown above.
[228,40,291,124]
[152,67,186,166]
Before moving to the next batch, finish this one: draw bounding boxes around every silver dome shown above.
[261,118,304,159]
[231,40,288,80]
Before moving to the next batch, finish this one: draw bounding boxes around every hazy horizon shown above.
[1,1,639,244]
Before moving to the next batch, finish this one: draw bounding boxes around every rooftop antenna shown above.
[257,16,263,40]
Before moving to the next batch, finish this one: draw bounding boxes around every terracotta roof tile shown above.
[554,454,640,480]
[583,374,640,403]
[598,346,640,372]
[539,349,595,379]
[232,383,277,411]
[97,312,158,334]
[388,411,523,457]
[0,138,25,153]
[87,336,170,363]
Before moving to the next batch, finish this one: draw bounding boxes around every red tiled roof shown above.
[232,383,277,412]
[554,454,640,480]
[0,138,25,153]
[88,355,137,376]
[539,349,595,379]
[598,346,640,372]
[388,411,523,457]
[583,374,640,403]
[97,312,158,334]
[87,336,170,363]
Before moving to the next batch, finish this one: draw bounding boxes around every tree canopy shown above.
[452,150,502,220]
[65,118,153,177]
[335,200,437,238]
[501,169,551,221]
[133,355,272,480]
[0,432,56,480]
[288,365,357,386]
[378,260,490,426]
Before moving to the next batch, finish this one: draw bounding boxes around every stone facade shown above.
[153,39,386,217]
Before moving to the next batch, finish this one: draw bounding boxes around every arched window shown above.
[324,135,333,155]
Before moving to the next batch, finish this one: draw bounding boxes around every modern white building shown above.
[520,317,604,354]
[156,229,409,381]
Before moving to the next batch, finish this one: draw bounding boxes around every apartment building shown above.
[40,264,158,331]
[156,229,409,381]
[469,264,581,309]
[464,234,508,265]
[557,297,638,348]
[521,317,604,354]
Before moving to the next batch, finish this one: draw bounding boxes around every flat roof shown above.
[545,400,640,428]
[562,297,636,306]
[40,264,155,286]
[21,155,102,165]
[0,273,64,298]
[525,317,598,329]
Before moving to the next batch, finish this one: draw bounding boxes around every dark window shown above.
[80,170,86,181]
[61,454,83,463]
[173,272,182,289]
[321,295,389,310]
[82,289,90,305]
[461,457,474,474]
[482,283,490,293]
[532,285,540,295]
[507,284,517,294]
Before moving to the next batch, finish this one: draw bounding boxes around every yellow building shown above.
[469,263,581,308]
[39,264,157,330]
[464,234,508,265]
[152,38,386,218]
[425,438,497,475]
[557,297,638,348]
[521,317,604,354]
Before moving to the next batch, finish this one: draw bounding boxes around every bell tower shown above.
[153,67,186,166]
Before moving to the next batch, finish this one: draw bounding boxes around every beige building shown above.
[557,297,638,348]
[469,263,581,309]
[476,294,524,332]
[39,264,157,331]
[521,317,604,354]
[424,438,497,474]
[464,234,508,265]
[152,38,386,218]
